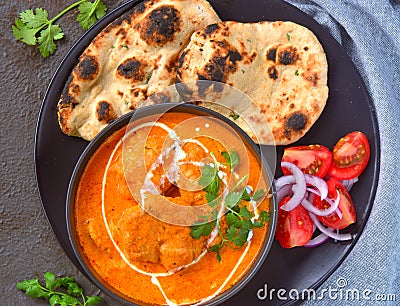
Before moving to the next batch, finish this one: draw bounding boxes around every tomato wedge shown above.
[313,179,356,229]
[328,131,370,180]
[281,145,332,178]
[275,196,314,248]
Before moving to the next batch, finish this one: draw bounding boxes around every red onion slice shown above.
[276,174,327,200]
[275,175,295,190]
[280,162,307,211]
[323,196,343,219]
[304,174,328,200]
[276,184,293,203]
[341,177,359,191]
[309,213,352,241]
[301,191,340,216]
[304,232,330,247]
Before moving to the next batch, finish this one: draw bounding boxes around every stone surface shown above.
[0,1,125,305]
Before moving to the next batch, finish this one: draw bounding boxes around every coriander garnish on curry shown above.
[71,110,274,305]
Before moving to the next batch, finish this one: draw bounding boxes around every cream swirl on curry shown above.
[73,112,272,305]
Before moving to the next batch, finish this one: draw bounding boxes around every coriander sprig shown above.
[12,0,107,58]
[16,272,102,306]
[190,151,269,261]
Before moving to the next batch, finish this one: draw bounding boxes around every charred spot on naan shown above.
[303,70,320,86]
[196,41,243,84]
[147,92,172,104]
[96,101,117,123]
[266,46,278,62]
[278,46,299,65]
[267,66,278,80]
[202,23,220,37]
[138,5,181,46]
[75,55,99,81]
[284,112,308,137]
[117,57,148,82]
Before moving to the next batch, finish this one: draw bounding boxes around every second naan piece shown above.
[176,21,329,145]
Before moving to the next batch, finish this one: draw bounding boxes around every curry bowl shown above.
[66,103,277,305]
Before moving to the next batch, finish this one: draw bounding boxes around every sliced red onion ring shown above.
[341,177,359,191]
[280,162,307,211]
[324,196,343,219]
[276,184,293,203]
[275,175,295,190]
[301,191,340,216]
[275,174,327,200]
[304,232,330,248]
[304,174,328,200]
[309,213,352,241]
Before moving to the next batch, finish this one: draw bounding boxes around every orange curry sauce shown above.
[74,112,270,305]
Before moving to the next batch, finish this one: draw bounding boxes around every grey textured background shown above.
[0,1,125,305]
[1,0,399,306]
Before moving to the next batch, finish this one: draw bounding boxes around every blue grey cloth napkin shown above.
[284,0,400,305]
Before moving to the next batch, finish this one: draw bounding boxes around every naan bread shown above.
[176,21,329,145]
[57,0,220,140]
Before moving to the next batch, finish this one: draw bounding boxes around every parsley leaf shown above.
[12,1,108,58]
[86,296,103,305]
[229,110,240,120]
[190,159,270,261]
[17,272,102,305]
[221,150,240,169]
[77,0,107,30]
[44,272,56,291]
[260,211,270,222]
[20,8,49,29]
[38,24,64,58]
[190,222,213,239]
[198,164,217,188]
[239,206,253,220]
[252,189,265,201]
[225,191,243,209]
[209,244,222,262]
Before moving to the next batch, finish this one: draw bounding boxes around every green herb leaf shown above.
[225,226,237,240]
[286,32,291,41]
[17,272,102,305]
[209,244,222,262]
[12,17,39,45]
[221,150,239,169]
[252,189,265,201]
[190,222,213,239]
[77,0,108,30]
[260,210,270,222]
[12,1,108,58]
[60,294,80,304]
[226,213,239,226]
[49,295,62,306]
[295,69,299,76]
[38,24,64,58]
[206,193,218,206]
[225,191,243,209]
[44,272,56,291]
[20,8,49,29]
[17,279,49,299]
[253,221,264,228]
[229,110,240,120]
[198,164,217,189]
[86,296,103,305]
[239,206,252,220]
[240,189,251,201]
[231,227,249,247]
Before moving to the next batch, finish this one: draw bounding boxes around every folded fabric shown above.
[284,1,400,305]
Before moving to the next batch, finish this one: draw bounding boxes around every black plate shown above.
[35,0,380,305]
